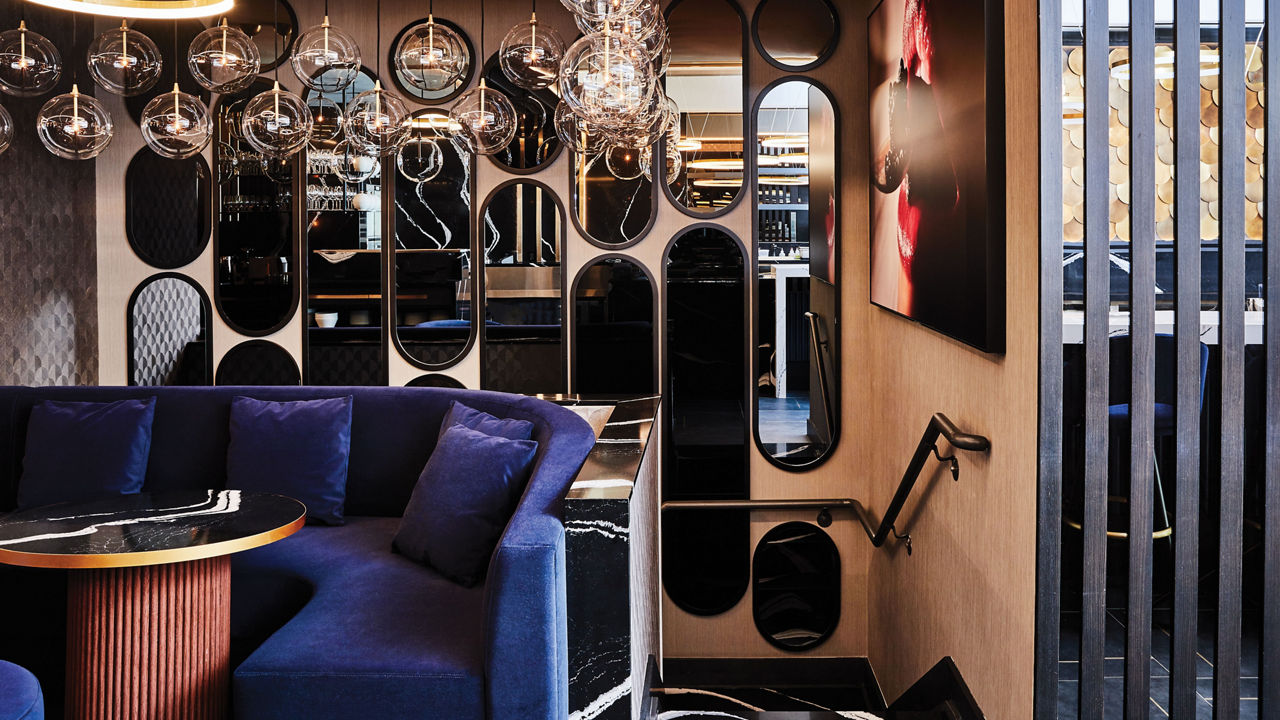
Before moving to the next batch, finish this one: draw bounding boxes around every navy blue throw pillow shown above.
[439,401,534,441]
[18,397,158,510]
[394,424,539,586]
[227,396,354,526]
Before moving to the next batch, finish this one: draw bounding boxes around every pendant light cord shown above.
[273,0,279,80]
[172,20,179,86]
[376,0,381,76]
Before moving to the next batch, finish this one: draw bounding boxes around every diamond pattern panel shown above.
[130,277,205,386]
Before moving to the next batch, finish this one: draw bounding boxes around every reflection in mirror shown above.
[753,0,838,71]
[215,340,301,386]
[126,150,211,269]
[394,109,475,369]
[483,54,560,172]
[302,68,387,386]
[572,148,655,246]
[574,258,655,394]
[125,20,209,126]
[482,182,566,395]
[224,0,298,71]
[664,0,745,215]
[214,78,297,336]
[755,80,840,468]
[129,275,212,386]
[663,227,749,616]
[752,521,840,650]
[389,18,475,105]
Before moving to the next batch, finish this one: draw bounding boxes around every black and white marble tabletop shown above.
[0,490,306,569]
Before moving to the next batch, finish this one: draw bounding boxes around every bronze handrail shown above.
[661,413,991,555]
[804,311,837,437]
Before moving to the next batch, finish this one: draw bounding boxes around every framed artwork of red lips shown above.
[868,0,1006,353]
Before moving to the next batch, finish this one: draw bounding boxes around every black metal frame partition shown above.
[1035,0,1273,717]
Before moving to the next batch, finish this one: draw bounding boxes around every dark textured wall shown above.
[0,6,98,386]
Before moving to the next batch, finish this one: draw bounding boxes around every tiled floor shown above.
[1058,609,1260,718]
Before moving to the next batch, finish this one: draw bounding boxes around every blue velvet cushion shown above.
[393,424,538,586]
[227,396,354,526]
[1108,402,1175,434]
[440,400,534,441]
[0,660,44,720]
[17,398,156,510]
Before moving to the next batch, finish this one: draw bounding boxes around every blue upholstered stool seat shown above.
[0,660,43,720]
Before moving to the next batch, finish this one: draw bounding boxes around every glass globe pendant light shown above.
[141,83,212,159]
[574,0,663,44]
[560,0,644,24]
[0,21,62,97]
[306,95,343,143]
[553,100,605,155]
[188,18,260,93]
[559,28,656,130]
[500,4,564,91]
[0,103,12,155]
[87,21,162,96]
[333,139,379,183]
[242,80,313,158]
[37,84,114,159]
[345,80,411,157]
[604,144,644,180]
[397,135,444,183]
[394,4,467,93]
[291,3,361,93]
[450,0,517,156]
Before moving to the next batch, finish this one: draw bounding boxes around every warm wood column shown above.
[66,556,232,720]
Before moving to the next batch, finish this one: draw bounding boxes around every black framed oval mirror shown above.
[124,20,210,127]
[216,340,301,386]
[481,53,561,173]
[751,0,839,72]
[393,109,477,370]
[301,67,388,387]
[570,146,657,248]
[663,0,747,218]
[212,78,299,337]
[752,521,840,651]
[480,180,566,395]
[753,79,841,470]
[406,373,466,389]
[128,274,213,386]
[222,0,298,72]
[662,225,750,616]
[126,150,211,269]
[388,17,475,105]
[573,256,656,394]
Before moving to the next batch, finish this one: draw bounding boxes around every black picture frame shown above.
[866,0,1006,354]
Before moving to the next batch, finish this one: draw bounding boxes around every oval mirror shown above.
[128,274,213,386]
[480,181,566,395]
[389,17,475,105]
[213,78,298,336]
[223,0,298,71]
[754,80,840,469]
[664,0,746,217]
[752,0,839,71]
[126,150,211,269]
[571,148,656,248]
[394,109,476,369]
[662,226,750,616]
[216,340,301,386]
[124,20,210,127]
[482,53,561,173]
[573,257,656,394]
[752,521,840,651]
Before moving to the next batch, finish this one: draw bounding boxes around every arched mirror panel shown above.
[128,274,213,386]
[224,0,298,72]
[302,68,387,386]
[124,20,210,127]
[664,0,746,217]
[388,17,475,105]
[215,340,301,386]
[570,149,656,248]
[406,373,466,389]
[482,53,561,173]
[213,78,298,337]
[662,226,750,616]
[393,109,476,370]
[573,257,656,394]
[126,150,211,269]
[481,181,566,395]
[754,80,841,470]
[752,521,840,651]
[751,0,839,72]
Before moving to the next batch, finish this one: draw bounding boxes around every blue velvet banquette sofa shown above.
[0,386,597,720]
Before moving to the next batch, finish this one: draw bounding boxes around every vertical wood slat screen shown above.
[1036,0,1268,717]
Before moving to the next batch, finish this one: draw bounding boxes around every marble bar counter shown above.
[552,395,662,720]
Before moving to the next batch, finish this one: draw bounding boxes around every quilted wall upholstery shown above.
[131,278,204,386]
[0,6,98,387]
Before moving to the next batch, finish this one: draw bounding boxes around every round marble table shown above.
[0,490,305,720]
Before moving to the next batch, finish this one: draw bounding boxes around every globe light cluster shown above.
[0,21,62,97]
[188,19,260,94]
[140,84,212,159]
[87,21,162,96]
[36,84,114,160]
[291,16,361,93]
[395,17,468,93]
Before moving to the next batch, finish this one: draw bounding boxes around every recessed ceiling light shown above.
[25,0,236,20]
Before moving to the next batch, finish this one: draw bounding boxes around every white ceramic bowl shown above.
[315,312,339,328]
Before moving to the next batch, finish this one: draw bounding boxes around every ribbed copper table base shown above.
[66,556,231,720]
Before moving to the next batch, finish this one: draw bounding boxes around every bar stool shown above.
[0,660,43,720]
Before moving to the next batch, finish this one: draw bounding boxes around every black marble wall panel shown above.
[0,6,98,386]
